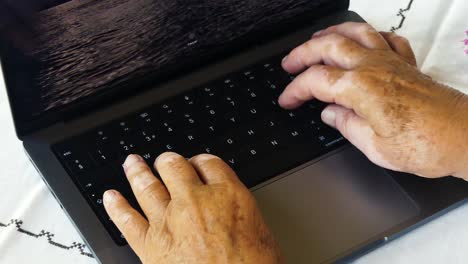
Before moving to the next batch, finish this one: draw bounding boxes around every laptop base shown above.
[23,10,468,264]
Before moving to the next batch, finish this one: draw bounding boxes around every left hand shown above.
[103,152,282,264]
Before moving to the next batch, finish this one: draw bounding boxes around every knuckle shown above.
[327,32,346,42]
[182,191,201,208]
[359,23,375,34]
[392,33,409,42]
[328,33,353,50]
[341,21,359,28]
[323,25,337,33]
[309,64,328,73]
[311,65,339,82]
[337,110,354,135]
[117,211,137,230]
[396,35,410,45]
[390,33,410,45]
[298,41,313,56]
[386,32,398,38]
[341,21,354,27]
[190,153,221,165]
[291,75,312,100]
[140,181,164,199]
[344,70,362,83]
[294,72,310,89]
[126,162,150,177]
[133,172,158,191]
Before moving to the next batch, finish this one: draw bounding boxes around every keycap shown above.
[52,54,348,247]
[196,85,221,103]
[115,118,138,135]
[134,146,161,167]
[216,135,239,151]
[117,138,138,154]
[91,128,113,145]
[219,152,241,170]
[55,144,95,175]
[55,146,76,160]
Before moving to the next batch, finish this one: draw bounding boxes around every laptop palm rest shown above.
[253,147,420,263]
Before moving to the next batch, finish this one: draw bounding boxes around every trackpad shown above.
[253,147,419,263]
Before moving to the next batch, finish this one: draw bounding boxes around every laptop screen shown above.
[0,0,343,126]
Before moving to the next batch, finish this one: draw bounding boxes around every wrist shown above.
[452,93,468,180]
[453,152,468,180]
[238,241,283,264]
[242,252,284,264]
[453,140,468,180]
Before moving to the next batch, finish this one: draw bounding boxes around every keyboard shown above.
[53,54,346,245]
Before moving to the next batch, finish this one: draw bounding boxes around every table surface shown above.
[1,0,467,263]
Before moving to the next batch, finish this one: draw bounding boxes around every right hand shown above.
[279,22,468,179]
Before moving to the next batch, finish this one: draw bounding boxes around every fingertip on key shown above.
[155,152,183,167]
[103,190,119,207]
[123,154,143,170]
[189,153,221,164]
[321,108,337,128]
[278,94,301,110]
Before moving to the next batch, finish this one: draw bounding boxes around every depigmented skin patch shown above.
[115,152,284,264]
[285,36,468,178]
[281,22,467,177]
[337,49,468,178]
[106,22,468,264]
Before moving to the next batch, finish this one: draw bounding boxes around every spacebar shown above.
[236,145,322,189]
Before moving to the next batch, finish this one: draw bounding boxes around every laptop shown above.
[1,0,467,263]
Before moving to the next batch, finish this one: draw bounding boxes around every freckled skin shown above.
[343,51,468,177]
[281,22,468,179]
[104,153,283,264]
[104,22,468,264]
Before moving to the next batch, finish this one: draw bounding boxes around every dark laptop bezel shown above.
[0,0,349,139]
[2,1,468,263]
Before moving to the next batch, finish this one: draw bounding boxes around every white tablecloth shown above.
[1,0,467,263]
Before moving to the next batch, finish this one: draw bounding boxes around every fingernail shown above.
[155,152,181,166]
[277,92,297,109]
[313,30,324,37]
[282,55,289,64]
[277,94,286,106]
[277,95,291,109]
[190,153,220,163]
[123,154,143,170]
[103,190,118,206]
[321,109,337,128]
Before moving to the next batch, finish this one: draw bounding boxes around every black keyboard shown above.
[53,55,346,245]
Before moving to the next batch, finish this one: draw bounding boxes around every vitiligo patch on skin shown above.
[280,21,468,177]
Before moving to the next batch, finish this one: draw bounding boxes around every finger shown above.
[155,152,203,198]
[278,65,350,110]
[313,22,391,50]
[282,33,368,74]
[123,155,170,223]
[321,105,398,171]
[380,32,417,66]
[189,154,242,185]
[103,190,148,256]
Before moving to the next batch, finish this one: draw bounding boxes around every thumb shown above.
[321,105,373,149]
[321,105,396,170]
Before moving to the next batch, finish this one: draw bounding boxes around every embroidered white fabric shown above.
[0,0,467,263]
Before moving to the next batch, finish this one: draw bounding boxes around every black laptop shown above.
[1,0,467,263]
